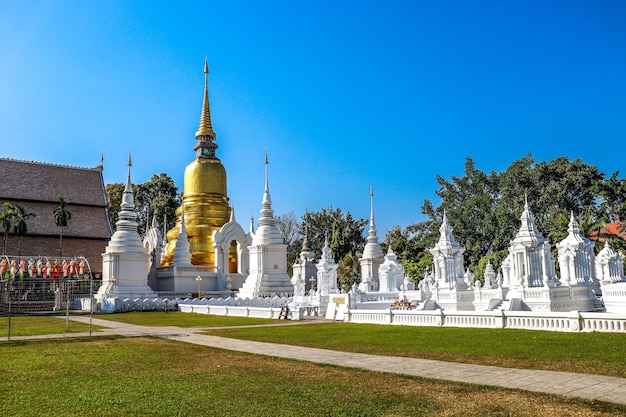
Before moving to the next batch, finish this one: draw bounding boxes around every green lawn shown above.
[94,311,278,327]
[0,315,98,337]
[1,337,624,417]
[203,322,626,378]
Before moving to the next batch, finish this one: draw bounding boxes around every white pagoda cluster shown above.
[408,199,626,313]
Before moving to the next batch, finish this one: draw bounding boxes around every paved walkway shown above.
[7,316,626,406]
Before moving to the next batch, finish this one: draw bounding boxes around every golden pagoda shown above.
[161,60,231,266]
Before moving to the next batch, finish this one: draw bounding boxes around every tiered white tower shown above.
[359,187,384,292]
[596,242,626,313]
[291,211,318,295]
[172,208,192,266]
[316,238,339,296]
[503,197,558,291]
[428,211,473,310]
[378,247,405,292]
[96,156,156,302]
[238,154,293,298]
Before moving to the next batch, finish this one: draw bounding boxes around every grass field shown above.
[203,321,626,378]
[2,336,625,417]
[95,311,277,327]
[0,315,97,337]
[85,312,626,378]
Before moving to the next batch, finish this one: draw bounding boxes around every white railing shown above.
[179,303,285,319]
[344,309,626,333]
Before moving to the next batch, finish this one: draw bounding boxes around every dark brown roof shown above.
[0,158,112,239]
[0,158,107,206]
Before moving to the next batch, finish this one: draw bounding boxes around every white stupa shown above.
[378,247,405,292]
[238,153,293,298]
[359,187,384,292]
[429,211,467,290]
[316,237,339,296]
[503,196,558,291]
[96,155,156,302]
[556,212,596,286]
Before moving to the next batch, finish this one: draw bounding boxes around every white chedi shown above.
[359,187,384,292]
[429,211,466,290]
[97,156,156,303]
[316,238,338,296]
[378,247,405,292]
[238,155,293,299]
[596,241,625,284]
[505,197,558,288]
[556,212,596,286]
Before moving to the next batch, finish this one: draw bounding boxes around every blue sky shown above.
[1,1,625,236]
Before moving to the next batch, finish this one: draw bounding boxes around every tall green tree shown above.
[53,196,73,256]
[337,253,361,292]
[106,173,180,236]
[421,157,500,269]
[383,224,434,280]
[12,204,34,256]
[0,203,16,254]
[413,154,612,277]
[134,173,180,235]
[302,207,367,263]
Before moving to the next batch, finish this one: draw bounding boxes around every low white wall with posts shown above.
[178,296,295,319]
[345,309,626,332]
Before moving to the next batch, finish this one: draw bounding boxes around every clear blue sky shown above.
[1,1,625,236]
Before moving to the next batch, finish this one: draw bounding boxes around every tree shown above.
[134,173,180,235]
[383,224,432,281]
[412,154,612,278]
[106,173,180,236]
[337,253,361,292]
[275,211,302,275]
[420,157,500,270]
[0,203,15,254]
[105,183,125,229]
[12,204,34,256]
[598,171,626,223]
[302,207,366,263]
[53,196,73,256]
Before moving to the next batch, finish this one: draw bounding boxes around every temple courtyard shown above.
[2,314,626,416]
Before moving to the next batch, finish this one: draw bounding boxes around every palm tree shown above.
[13,204,34,256]
[53,196,73,256]
[0,202,16,254]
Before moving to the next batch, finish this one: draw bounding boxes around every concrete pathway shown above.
[6,316,626,406]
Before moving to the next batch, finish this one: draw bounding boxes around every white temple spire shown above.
[173,206,192,265]
[252,152,282,244]
[365,186,381,248]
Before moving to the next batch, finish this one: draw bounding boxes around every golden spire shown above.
[194,57,218,158]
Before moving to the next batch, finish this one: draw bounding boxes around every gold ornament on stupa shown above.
[161,59,231,266]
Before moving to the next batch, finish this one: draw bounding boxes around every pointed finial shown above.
[100,152,104,167]
[194,58,217,157]
[370,185,374,197]
[127,153,132,167]
[264,150,269,193]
